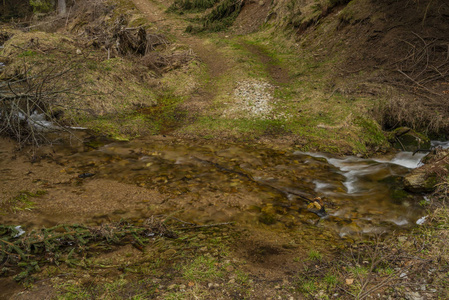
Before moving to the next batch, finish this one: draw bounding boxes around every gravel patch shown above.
[223,80,279,119]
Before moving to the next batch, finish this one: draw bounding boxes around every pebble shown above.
[224,80,284,119]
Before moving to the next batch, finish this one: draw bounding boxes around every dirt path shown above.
[131,0,231,102]
[243,43,291,85]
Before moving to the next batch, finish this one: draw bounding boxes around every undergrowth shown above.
[184,0,244,32]
[167,0,219,12]
[0,218,178,282]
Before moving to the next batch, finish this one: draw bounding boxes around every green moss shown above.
[393,128,431,151]
[424,175,438,191]
[1,190,47,213]
[17,50,37,57]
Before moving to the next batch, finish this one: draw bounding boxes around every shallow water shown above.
[0,137,428,237]
[70,140,429,233]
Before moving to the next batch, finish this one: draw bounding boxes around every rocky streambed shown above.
[0,135,432,237]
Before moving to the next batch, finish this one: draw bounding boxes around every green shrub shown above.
[30,0,54,13]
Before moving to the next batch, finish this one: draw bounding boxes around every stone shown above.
[403,170,437,193]
[391,127,430,151]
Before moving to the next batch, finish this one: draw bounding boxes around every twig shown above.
[174,222,234,230]
[394,136,406,151]
[397,69,441,96]
[25,17,65,30]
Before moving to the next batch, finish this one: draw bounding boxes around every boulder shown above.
[403,169,437,193]
[404,148,449,193]
[390,127,431,152]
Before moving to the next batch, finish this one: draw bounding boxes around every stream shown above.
[0,137,434,238]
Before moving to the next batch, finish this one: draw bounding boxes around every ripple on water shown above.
[0,138,429,237]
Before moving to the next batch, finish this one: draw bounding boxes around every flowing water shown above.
[0,136,424,236]
[0,136,431,238]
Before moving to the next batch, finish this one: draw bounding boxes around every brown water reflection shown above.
[0,137,426,237]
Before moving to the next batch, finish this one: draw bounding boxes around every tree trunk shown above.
[58,0,66,15]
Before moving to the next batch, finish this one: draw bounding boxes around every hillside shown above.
[1,0,448,154]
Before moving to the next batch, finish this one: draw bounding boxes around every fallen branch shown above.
[397,69,441,96]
